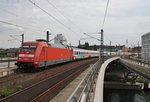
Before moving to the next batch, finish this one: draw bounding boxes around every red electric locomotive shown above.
[17,40,73,71]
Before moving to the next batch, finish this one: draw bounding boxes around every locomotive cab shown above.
[16,40,73,72]
[17,42,47,71]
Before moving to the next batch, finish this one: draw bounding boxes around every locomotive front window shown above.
[21,45,37,51]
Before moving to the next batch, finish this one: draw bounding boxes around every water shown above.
[104,89,150,102]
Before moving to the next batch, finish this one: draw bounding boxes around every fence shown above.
[66,59,102,102]
[0,56,17,68]
[122,56,150,68]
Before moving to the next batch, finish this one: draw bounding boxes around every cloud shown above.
[0,0,150,48]
[2,24,24,31]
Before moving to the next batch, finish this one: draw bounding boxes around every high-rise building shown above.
[141,32,150,61]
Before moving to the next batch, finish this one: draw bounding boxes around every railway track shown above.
[0,58,96,87]
[0,58,98,102]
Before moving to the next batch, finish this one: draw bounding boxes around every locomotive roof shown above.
[23,41,70,49]
[23,42,39,45]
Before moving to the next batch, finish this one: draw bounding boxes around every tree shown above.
[0,48,7,56]
[84,42,90,50]
[93,44,97,51]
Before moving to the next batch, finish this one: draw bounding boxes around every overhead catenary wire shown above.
[28,0,78,34]
[9,35,22,42]
[0,6,50,34]
[46,0,84,33]
[0,7,18,17]
[101,0,110,29]
[0,20,25,29]
[0,28,16,32]
[83,33,100,41]
[0,20,43,34]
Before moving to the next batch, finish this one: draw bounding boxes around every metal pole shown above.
[109,41,111,57]
[101,29,104,63]
[21,34,24,47]
[46,31,50,43]
[8,57,10,68]
[116,45,117,55]
[138,41,139,58]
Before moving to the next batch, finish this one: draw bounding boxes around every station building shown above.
[141,32,150,61]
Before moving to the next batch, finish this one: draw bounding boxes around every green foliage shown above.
[93,44,97,51]
[84,42,91,50]
[0,48,7,56]
[127,77,137,83]
[136,78,144,83]
[0,87,13,98]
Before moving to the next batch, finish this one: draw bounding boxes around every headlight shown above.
[28,54,34,57]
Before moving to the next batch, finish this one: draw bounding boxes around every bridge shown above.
[93,57,150,102]
[94,57,119,102]
[64,56,150,102]
[0,57,150,102]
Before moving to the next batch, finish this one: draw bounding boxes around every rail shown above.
[66,59,102,102]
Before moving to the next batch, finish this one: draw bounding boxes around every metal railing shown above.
[0,57,17,68]
[122,56,150,68]
[66,59,102,102]
[0,56,17,61]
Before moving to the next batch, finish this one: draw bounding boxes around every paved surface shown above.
[51,65,92,102]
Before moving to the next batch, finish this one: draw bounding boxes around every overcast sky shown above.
[0,0,150,48]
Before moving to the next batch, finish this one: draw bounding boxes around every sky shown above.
[0,0,150,48]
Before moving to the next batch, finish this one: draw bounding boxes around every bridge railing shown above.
[66,59,102,102]
[121,56,150,68]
